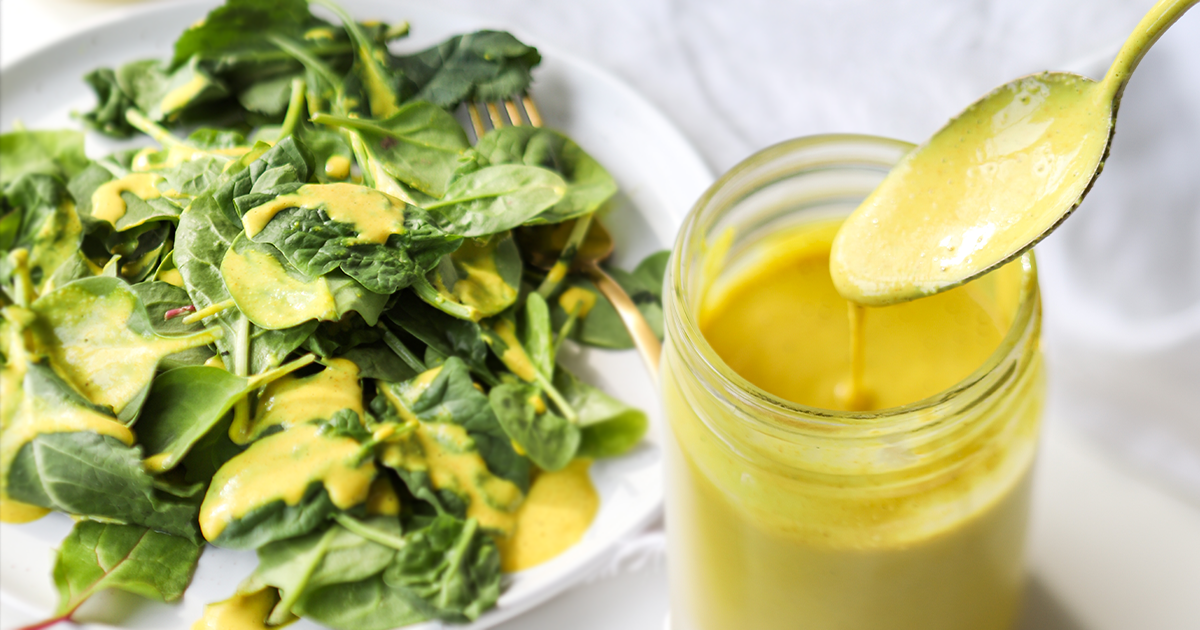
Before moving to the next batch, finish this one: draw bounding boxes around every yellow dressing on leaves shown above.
[558,287,596,318]
[199,423,376,541]
[234,358,363,445]
[220,243,337,330]
[190,588,279,630]
[90,173,163,225]
[242,183,406,244]
[487,318,537,382]
[379,385,524,536]
[160,74,212,116]
[324,155,352,180]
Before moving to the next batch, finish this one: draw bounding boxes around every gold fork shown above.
[468,94,663,380]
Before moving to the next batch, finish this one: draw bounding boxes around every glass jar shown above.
[662,135,1045,630]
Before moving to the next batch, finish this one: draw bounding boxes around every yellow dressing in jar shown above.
[663,136,1045,630]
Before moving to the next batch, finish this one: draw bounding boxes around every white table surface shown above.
[3,2,1200,630]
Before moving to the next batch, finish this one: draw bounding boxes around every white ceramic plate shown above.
[0,2,713,628]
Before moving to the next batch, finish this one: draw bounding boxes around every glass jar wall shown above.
[662,135,1045,630]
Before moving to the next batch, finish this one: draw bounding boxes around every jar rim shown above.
[666,133,1041,438]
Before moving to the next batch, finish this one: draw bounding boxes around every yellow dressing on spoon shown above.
[831,0,1197,305]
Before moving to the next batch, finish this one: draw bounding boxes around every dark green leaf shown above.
[294,573,432,630]
[386,294,494,382]
[392,31,541,108]
[241,182,460,295]
[137,357,312,473]
[472,126,617,224]
[314,105,469,197]
[425,165,566,237]
[383,515,501,621]
[7,430,201,540]
[52,521,203,616]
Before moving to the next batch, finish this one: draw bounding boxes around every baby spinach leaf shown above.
[175,169,315,375]
[180,412,243,485]
[155,154,228,199]
[137,355,314,473]
[382,515,501,621]
[80,68,138,137]
[172,0,326,69]
[312,105,469,197]
[488,382,579,472]
[409,358,529,491]
[7,431,201,540]
[0,174,83,290]
[520,292,554,379]
[472,126,617,224]
[424,165,566,237]
[109,56,228,123]
[294,573,432,630]
[52,521,203,617]
[245,516,401,624]
[244,183,460,294]
[28,277,221,417]
[0,129,89,189]
[386,294,494,383]
[392,30,541,108]
[554,367,648,459]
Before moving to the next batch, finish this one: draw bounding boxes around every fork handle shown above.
[583,262,662,381]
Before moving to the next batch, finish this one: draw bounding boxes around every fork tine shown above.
[485,102,506,129]
[503,99,524,126]
[466,102,486,140]
[521,94,543,128]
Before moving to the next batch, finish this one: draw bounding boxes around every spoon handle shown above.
[583,262,662,381]
[1102,0,1198,99]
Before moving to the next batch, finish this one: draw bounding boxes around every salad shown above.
[0,1,666,628]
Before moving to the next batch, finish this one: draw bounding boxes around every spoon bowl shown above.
[830,0,1197,306]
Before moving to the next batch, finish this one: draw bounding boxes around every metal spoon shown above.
[518,219,662,380]
[830,0,1197,306]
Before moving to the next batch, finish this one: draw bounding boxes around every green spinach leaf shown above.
[382,515,501,621]
[7,431,201,540]
[52,521,203,617]
[425,165,566,237]
[554,367,648,459]
[28,276,220,417]
[488,382,579,472]
[392,31,541,108]
[472,126,617,223]
[0,129,89,189]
